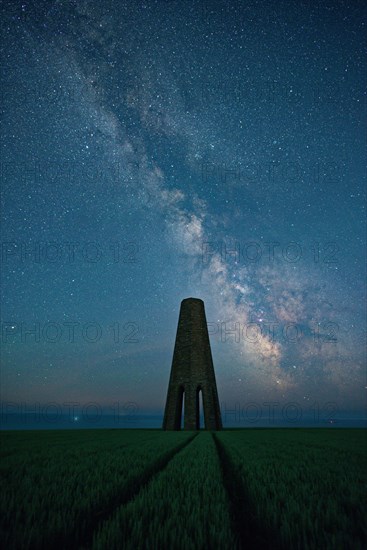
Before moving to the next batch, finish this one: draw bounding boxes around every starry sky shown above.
[1,0,366,425]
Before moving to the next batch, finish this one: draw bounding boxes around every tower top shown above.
[181,297,204,304]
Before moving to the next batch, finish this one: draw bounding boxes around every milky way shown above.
[1,0,366,424]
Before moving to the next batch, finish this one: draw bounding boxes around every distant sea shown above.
[1,413,366,430]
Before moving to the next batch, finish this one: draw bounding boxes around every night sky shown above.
[1,0,366,425]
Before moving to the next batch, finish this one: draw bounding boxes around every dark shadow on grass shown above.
[73,433,198,550]
[212,433,284,550]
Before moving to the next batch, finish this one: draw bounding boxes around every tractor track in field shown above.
[212,433,283,550]
[75,432,199,550]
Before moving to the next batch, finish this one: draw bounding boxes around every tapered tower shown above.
[163,298,222,430]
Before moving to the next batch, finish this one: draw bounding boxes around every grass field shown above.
[1,428,366,549]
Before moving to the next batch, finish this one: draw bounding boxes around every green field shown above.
[1,429,366,549]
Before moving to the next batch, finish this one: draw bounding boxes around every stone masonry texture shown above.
[163,298,222,430]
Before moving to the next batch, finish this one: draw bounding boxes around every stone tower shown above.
[163,297,222,430]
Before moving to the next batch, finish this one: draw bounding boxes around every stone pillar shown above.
[163,298,222,430]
